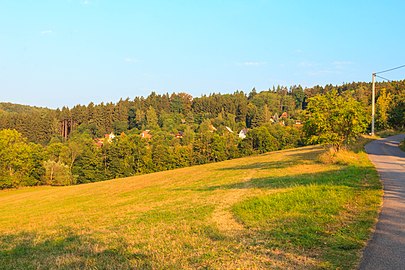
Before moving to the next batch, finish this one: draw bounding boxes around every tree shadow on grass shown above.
[202,165,379,191]
[0,231,151,270]
[216,147,325,172]
[216,161,297,171]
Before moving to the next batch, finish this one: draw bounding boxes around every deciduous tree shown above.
[304,90,368,151]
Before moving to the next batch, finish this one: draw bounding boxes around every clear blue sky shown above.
[1,0,404,108]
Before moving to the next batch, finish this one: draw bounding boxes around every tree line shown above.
[0,123,303,189]
[0,80,404,189]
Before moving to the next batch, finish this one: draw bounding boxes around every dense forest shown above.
[0,80,404,189]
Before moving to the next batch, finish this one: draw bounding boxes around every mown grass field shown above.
[0,144,381,269]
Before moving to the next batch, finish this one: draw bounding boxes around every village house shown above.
[239,128,248,139]
[280,112,288,119]
[94,132,115,147]
[95,138,104,148]
[209,124,217,132]
[106,132,115,143]
[225,126,234,133]
[141,130,152,139]
[175,131,183,139]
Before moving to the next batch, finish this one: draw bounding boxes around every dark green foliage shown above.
[113,121,128,135]
[210,134,227,162]
[264,124,303,149]
[291,85,305,109]
[246,103,261,128]
[71,134,105,184]
[238,136,254,156]
[0,79,404,188]
[248,126,279,153]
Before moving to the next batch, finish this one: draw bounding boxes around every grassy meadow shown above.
[0,144,381,269]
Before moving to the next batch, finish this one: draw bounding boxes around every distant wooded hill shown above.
[0,80,404,144]
[0,102,50,114]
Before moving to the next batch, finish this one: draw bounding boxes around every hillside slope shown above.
[0,102,50,114]
[0,145,381,269]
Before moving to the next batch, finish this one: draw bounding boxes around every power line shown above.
[375,75,391,82]
[375,64,405,74]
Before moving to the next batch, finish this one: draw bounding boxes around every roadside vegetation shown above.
[400,138,405,152]
[0,142,381,269]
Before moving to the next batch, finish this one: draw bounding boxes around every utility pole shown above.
[371,72,376,136]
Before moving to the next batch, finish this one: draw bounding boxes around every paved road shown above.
[359,134,405,270]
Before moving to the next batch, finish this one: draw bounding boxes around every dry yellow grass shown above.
[0,145,381,269]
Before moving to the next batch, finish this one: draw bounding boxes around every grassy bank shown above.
[0,144,381,269]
